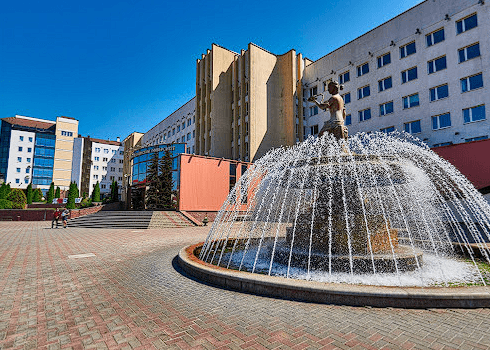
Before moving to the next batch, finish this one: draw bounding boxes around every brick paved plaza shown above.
[1,222,489,350]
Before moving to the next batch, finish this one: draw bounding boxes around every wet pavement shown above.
[0,221,489,350]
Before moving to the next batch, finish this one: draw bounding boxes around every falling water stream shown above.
[199,132,490,287]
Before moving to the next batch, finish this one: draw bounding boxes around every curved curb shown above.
[178,243,490,309]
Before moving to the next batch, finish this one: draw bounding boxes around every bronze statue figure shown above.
[307,81,348,140]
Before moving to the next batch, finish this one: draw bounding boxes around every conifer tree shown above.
[33,188,43,202]
[0,183,10,200]
[159,149,173,210]
[145,153,160,209]
[47,182,55,203]
[110,180,119,202]
[92,182,101,202]
[26,183,33,204]
[55,186,61,198]
[66,182,77,209]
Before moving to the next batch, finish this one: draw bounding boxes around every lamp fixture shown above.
[390,40,396,47]
[478,0,484,5]
[368,51,374,57]
[445,14,451,21]
[330,70,335,74]
[415,28,421,35]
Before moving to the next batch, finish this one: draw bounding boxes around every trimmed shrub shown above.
[92,182,101,202]
[26,183,33,204]
[0,183,11,200]
[46,182,55,203]
[0,199,13,209]
[7,189,27,209]
[33,188,43,202]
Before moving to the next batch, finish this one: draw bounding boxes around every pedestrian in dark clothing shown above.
[61,208,70,228]
[52,208,61,228]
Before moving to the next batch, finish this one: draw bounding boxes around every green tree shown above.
[0,199,13,209]
[66,182,77,209]
[0,183,11,200]
[32,188,43,202]
[7,188,27,209]
[46,182,55,203]
[55,186,61,198]
[26,183,33,204]
[145,153,161,209]
[159,149,174,210]
[92,181,101,202]
[110,180,119,202]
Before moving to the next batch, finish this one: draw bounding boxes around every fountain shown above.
[178,82,490,307]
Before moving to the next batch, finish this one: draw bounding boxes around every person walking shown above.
[52,208,61,228]
[61,208,70,228]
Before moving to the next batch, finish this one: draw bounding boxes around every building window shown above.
[403,93,420,109]
[119,151,123,155]
[26,158,31,162]
[111,150,116,154]
[119,168,122,172]
[16,168,20,173]
[103,166,107,171]
[339,71,350,84]
[377,53,391,68]
[24,178,29,184]
[404,120,421,134]
[456,13,477,34]
[192,130,195,138]
[95,147,100,152]
[357,85,370,100]
[61,131,73,137]
[310,125,319,135]
[309,86,318,98]
[429,84,449,102]
[461,73,483,93]
[93,174,98,179]
[401,67,417,84]
[465,135,488,142]
[18,146,23,152]
[427,56,447,74]
[118,176,122,181]
[463,105,486,123]
[458,43,480,63]
[17,157,22,162]
[28,137,33,142]
[310,106,319,116]
[15,179,20,184]
[111,167,115,171]
[172,129,175,135]
[94,156,99,161]
[103,157,108,162]
[182,122,185,130]
[27,148,32,152]
[426,28,445,47]
[345,114,351,126]
[378,77,392,92]
[187,119,191,126]
[357,63,369,77]
[110,159,115,163]
[187,133,191,141]
[101,184,106,189]
[177,125,180,133]
[432,113,451,130]
[342,92,351,104]
[380,126,395,133]
[400,41,416,58]
[119,159,123,163]
[94,165,99,170]
[19,136,24,141]
[379,101,394,116]
[359,108,371,122]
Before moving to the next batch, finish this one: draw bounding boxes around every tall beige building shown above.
[53,116,79,190]
[196,43,308,162]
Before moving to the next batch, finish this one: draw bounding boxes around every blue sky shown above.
[0,0,423,141]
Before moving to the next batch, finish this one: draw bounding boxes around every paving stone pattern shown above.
[0,222,489,350]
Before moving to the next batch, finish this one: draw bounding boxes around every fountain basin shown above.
[179,243,490,308]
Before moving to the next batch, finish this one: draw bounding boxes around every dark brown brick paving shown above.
[0,221,489,349]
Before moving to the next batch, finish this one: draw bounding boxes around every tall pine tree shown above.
[47,182,55,203]
[66,182,77,209]
[145,153,160,209]
[159,149,173,210]
[33,188,43,202]
[110,180,119,202]
[55,186,61,198]
[26,183,33,204]
[92,182,101,202]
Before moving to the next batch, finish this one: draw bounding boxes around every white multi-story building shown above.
[303,0,489,147]
[72,137,124,198]
[142,97,196,153]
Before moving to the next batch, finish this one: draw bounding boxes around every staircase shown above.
[67,211,195,229]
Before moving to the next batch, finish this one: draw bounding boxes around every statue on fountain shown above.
[307,80,348,140]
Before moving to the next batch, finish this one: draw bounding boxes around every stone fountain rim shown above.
[178,242,490,309]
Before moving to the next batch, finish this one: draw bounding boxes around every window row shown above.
[18,136,33,142]
[344,105,486,130]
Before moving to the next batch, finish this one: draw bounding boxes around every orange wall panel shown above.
[432,139,490,190]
